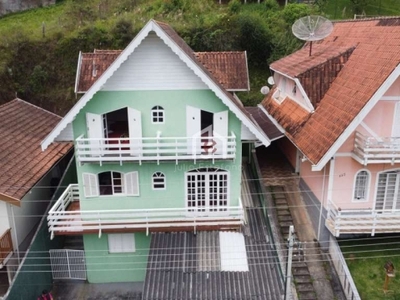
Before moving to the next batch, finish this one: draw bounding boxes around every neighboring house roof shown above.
[75,50,250,93]
[0,99,72,205]
[262,17,400,170]
[142,208,283,300]
[42,20,271,150]
[245,106,284,141]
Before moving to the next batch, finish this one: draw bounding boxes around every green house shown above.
[41,20,271,284]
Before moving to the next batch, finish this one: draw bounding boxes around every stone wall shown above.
[0,0,55,16]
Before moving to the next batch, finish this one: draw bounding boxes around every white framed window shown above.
[353,170,370,202]
[108,234,135,253]
[151,106,164,123]
[83,171,139,197]
[152,172,166,190]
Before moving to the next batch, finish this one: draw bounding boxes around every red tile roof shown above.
[75,50,250,93]
[195,52,249,90]
[0,99,72,204]
[262,17,400,166]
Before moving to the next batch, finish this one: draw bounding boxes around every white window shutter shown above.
[83,173,99,197]
[125,172,139,196]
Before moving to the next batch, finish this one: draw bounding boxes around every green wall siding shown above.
[83,233,150,283]
[74,90,243,211]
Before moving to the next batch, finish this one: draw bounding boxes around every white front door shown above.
[128,108,142,156]
[213,110,228,155]
[186,168,229,214]
[86,112,104,156]
[186,106,201,154]
[375,171,400,211]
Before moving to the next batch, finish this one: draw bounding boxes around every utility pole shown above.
[284,225,294,300]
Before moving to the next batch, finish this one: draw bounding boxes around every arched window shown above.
[151,106,164,123]
[353,170,370,201]
[152,172,166,190]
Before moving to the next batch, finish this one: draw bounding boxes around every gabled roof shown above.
[75,50,250,93]
[43,20,269,150]
[0,99,72,205]
[262,17,400,170]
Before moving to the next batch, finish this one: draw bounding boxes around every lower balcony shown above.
[75,133,236,165]
[47,184,245,238]
[0,229,13,268]
[353,131,400,165]
[326,200,400,237]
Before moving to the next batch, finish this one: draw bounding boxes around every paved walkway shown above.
[256,145,337,300]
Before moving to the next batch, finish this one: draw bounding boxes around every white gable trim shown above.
[311,64,400,171]
[270,68,314,112]
[41,20,271,150]
[74,51,82,94]
[257,104,285,134]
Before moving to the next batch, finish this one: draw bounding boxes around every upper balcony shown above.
[353,131,400,165]
[75,132,236,165]
[325,200,400,237]
[47,184,245,238]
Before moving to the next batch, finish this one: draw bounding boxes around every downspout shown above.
[317,166,326,241]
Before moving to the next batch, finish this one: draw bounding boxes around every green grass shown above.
[324,0,400,20]
[340,237,400,300]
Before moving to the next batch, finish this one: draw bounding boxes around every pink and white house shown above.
[259,17,400,238]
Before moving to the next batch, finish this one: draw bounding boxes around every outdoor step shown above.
[297,291,317,300]
[64,236,84,250]
[292,267,310,276]
[274,198,288,205]
[276,205,289,210]
[277,209,291,216]
[296,283,314,292]
[277,215,293,222]
[279,221,294,227]
[293,275,312,284]
[292,259,307,268]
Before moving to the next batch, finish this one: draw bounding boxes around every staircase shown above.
[63,235,84,250]
[272,186,317,300]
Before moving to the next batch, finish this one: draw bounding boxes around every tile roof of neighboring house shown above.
[142,208,283,300]
[245,106,284,141]
[262,17,400,168]
[195,52,250,91]
[0,99,72,205]
[76,50,250,93]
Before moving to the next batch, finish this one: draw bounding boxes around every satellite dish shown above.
[267,76,275,85]
[292,15,333,56]
[260,86,270,95]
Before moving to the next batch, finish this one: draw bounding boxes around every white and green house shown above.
[41,20,271,283]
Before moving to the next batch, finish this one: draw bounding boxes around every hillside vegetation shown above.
[0,0,398,114]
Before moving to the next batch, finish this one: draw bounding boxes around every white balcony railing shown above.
[353,131,400,165]
[326,199,400,237]
[48,184,245,238]
[75,133,236,165]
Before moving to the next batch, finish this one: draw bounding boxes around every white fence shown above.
[328,236,361,300]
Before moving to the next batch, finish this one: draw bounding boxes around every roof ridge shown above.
[333,16,400,23]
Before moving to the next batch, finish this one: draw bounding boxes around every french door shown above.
[186,168,229,214]
[375,171,400,211]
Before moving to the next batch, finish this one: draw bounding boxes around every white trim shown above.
[360,121,381,141]
[257,104,285,133]
[151,106,165,124]
[152,172,166,190]
[270,68,295,80]
[74,51,82,94]
[244,51,250,91]
[294,78,314,112]
[312,64,400,171]
[352,169,371,203]
[391,101,400,137]
[41,20,271,150]
[373,168,400,211]
[381,96,400,101]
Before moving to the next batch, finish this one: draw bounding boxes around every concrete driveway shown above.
[52,280,143,300]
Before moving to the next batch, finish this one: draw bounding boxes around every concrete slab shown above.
[52,280,143,300]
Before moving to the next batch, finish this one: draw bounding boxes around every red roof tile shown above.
[262,17,400,165]
[0,99,72,203]
[76,50,249,93]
